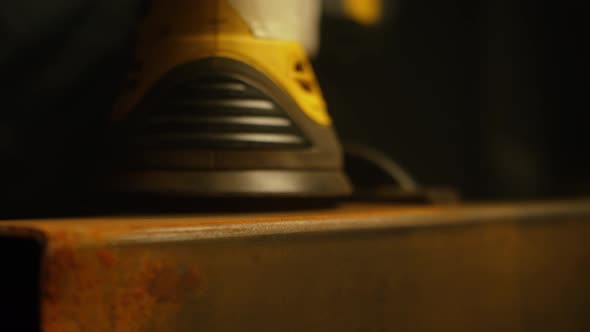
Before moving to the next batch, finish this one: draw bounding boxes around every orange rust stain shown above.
[112,256,206,332]
[111,258,162,332]
[114,286,156,332]
[43,247,80,302]
[42,246,112,331]
[96,248,117,268]
[41,244,206,332]
[147,266,179,303]
[148,265,205,303]
[44,318,81,332]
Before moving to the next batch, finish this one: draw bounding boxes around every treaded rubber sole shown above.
[110,57,351,198]
[112,170,352,198]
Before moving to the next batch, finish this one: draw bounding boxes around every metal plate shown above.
[2,201,590,331]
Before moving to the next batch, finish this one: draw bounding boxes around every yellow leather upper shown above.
[114,0,331,126]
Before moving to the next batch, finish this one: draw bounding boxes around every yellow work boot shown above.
[110,0,351,197]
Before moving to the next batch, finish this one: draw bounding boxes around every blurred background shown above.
[0,0,588,216]
[317,0,588,200]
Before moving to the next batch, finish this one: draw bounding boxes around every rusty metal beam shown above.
[2,201,590,331]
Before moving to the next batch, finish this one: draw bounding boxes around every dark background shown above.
[0,0,588,216]
[317,0,588,200]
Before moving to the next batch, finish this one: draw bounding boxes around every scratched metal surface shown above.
[2,201,590,331]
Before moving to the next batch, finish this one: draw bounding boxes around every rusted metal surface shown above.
[2,201,590,331]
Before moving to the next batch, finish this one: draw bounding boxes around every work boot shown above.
[110,0,351,197]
